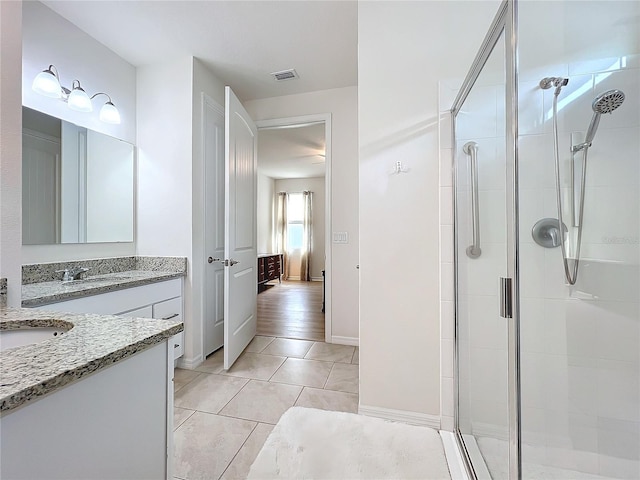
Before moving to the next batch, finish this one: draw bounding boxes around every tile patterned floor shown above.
[173,336,359,480]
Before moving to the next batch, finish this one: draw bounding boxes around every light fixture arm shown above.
[90,92,113,103]
[47,64,61,80]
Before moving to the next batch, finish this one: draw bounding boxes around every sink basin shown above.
[0,324,72,352]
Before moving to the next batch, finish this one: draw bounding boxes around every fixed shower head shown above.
[540,77,569,95]
[584,89,626,146]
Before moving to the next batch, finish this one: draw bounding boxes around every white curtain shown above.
[300,191,313,282]
[276,192,289,280]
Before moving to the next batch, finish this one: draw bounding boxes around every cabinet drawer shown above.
[119,305,153,318]
[153,297,182,321]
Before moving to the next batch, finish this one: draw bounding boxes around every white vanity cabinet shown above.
[32,278,184,360]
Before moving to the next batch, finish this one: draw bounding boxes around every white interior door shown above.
[203,96,225,357]
[224,86,258,369]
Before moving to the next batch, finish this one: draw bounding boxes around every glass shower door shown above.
[454,27,511,479]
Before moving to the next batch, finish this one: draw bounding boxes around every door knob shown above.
[208,257,221,264]
[225,259,239,266]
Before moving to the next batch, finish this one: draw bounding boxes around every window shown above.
[287,193,303,251]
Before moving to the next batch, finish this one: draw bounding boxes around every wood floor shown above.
[257,280,325,341]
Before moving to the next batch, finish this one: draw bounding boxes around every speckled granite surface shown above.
[0,278,6,305]
[135,256,188,272]
[22,256,187,284]
[22,270,185,308]
[0,306,182,414]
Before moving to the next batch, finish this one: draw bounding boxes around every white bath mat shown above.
[247,407,451,479]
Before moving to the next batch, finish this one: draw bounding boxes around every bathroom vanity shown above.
[0,306,182,479]
[21,256,187,362]
[0,256,187,479]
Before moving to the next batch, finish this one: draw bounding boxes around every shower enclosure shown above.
[451,1,639,478]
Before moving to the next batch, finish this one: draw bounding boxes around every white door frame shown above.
[256,113,332,343]
[201,93,225,358]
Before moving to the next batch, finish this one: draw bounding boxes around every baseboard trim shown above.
[331,335,359,346]
[311,277,323,282]
[358,404,441,428]
[176,354,203,370]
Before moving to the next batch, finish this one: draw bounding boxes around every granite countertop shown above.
[0,306,183,414]
[22,270,185,308]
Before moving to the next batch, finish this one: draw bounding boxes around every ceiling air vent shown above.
[271,69,299,81]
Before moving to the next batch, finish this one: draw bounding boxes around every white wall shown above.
[245,86,359,342]
[257,173,275,254]
[138,57,227,368]
[0,0,23,307]
[358,1,500,421]
[136,56,195,361]
[21,1,137,263]
[274,177,326,280]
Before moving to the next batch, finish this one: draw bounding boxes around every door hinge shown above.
[500,277,513,319]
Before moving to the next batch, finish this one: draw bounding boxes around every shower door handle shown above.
[463,141,481,258]
[500,277,513,319]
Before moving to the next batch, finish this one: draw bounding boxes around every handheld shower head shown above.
[584,89,625,145]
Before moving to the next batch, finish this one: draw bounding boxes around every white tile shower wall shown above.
[520,59,639,478]
[439,110,455,430]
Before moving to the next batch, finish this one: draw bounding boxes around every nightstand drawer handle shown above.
[162,313,179,320]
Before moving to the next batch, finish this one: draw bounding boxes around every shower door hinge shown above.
[500,277,513,319]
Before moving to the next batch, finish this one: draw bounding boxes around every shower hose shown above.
[552,88,588,285]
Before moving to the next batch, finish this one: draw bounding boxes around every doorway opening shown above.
[256,114,332,342]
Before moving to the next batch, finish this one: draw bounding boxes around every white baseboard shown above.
[311,277,323,282]
[176,354,203,370]
[287,275,301,281]
[331,335,359,346]
[358,404,441,429]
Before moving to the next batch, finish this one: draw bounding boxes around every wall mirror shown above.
[22,106,134,245]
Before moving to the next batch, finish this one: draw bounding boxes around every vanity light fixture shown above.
[32,64,121,124]
[92,93,121,124]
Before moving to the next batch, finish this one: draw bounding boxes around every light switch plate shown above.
[333,232,348,244]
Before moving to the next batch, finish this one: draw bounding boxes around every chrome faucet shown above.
[56,267,91,282]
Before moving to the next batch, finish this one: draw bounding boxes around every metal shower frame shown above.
[449,0,522,478]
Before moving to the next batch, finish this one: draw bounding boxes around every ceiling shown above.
[40,0,358,102]
[258,123,325,179]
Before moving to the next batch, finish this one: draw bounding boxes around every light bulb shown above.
[68,85,93,112]
[99,101,121,124]
[32,69,62,98]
